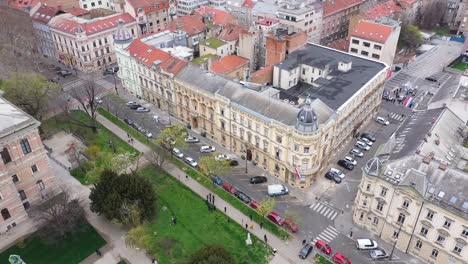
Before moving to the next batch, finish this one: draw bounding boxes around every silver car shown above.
[356,141,370,151]
[370,249,388,260]
[350,148,364,157]
[185,157,198,167]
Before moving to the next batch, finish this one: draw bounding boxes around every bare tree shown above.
[66,141,85,169]
[31,192,86,244]
[148,143,170,168]
[419,0,447,29]
[67,79,100,133]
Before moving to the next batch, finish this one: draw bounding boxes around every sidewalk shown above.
[96,113,304,263]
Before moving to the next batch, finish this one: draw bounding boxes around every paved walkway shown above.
[96,113,304,263]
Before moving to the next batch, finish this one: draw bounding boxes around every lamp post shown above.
[112,72,118,95]
[389,223,403,260]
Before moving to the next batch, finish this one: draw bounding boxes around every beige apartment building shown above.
[117,0,171,35]
[0,96,59,234]
[49,13,138,73]
[354,107,468,264]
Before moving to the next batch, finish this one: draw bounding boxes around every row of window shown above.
[350,48,380,59]
[82,1,108,9]
[1,139,32,165]
[0,180,45,220]
[351,39,382,50]
[415,238,464,257]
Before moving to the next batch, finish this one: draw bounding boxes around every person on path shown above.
[260,222,263,229]
[212,195,215,204]
[96,249,102,257]
[302,239,306,245]
[224,206,226,213]
[245,223,248,229]
[264,234,268,243]
[249,214,252,221]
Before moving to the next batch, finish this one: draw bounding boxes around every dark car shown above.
[360,133,376,142]
[129,104,142,110]
[250,176,267,184]
[104,67,119,75]
[57,70,72,77]
[425,76,437,82]
[213,175,223,186]
[124,118,134,125]
[230,160,239,166]
[338,160,354,171]
[234,191,252,204]
[299,243,313,259]
[325,172,342,183]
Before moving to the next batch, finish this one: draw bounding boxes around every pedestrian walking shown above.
[260,222,263,229]
[249,214,252,221]
[224,206,226,213]
[96,249,102,257]
[272,249,277,255]
[212,195,215,204]
[173,216,177,225]
[127,132,130,138]
[264,234,268,243]
[245,223,248,229]
[302,239,306,245]
[151,257,156,264]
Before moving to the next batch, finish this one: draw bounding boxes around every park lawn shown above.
[0,223,106,264]
[314,253,333,264]
[42,110,138,184]
[140,167,271,264]
[451,61,468,71]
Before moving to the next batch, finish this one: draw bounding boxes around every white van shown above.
[356,239,379,250]
[268,184,289,196]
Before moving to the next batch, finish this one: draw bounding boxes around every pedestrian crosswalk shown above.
[309,202,339,220]
[388,112,405,122]
[312,225,339,244]
[62,79,84,91]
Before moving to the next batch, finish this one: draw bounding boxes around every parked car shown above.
[376,117,390,126]
[124,118,133,125]
[145,132,153,138]
[361,133,376,142]
[185,135,200,143]
[127,101,137,106]
[93,97,103,104]
[57,70,72,77]
[213,175,223,185]
[172,148,184,158]
[283,218,298,232]
[356,141,370,151]
[184,157,198,168]
[250,176,267,184]
[222,183,237,194]
[329,168,345,179]
[267,184,289,196]
[370,249,389,260]
[250,200,260,209]
[104,66,119,75]
[344,156,357,166]
[229,160,239,166]
[325,172,342,183]
[153,115,159,123]
[350,148,364,157]
[332,252,352,264]
[298,243,313,259]
[234,190,251,204]
[315,240,332,255]
[338,160,354,171]
[136,107,150,112]
[425,76,437,82]
[215,154,231,161]
[267,211,284,226]
[129,104,142,110]
[359,137,373,146]
[356,239,379,250]
[200,145,216,153]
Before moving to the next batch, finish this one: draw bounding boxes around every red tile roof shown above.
[323,0,364,17]
[251,65,273,78]
[127,38,172,67]
[256,18,279,26]
[218,23,247,42]
[210,55,249,74]
[31,3,61,23]
[243,0,254,8]
[158,56,188,75]
[351,21,393,43]
[51,13,135,36]
[365,0,402,20]
[8,0,39,10]
[65,7,89,17]
[127,0,169,10]
[327,37,349,52]
[194,6,230,26]
[167,15,205,36]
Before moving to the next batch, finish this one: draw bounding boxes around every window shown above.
[276,135,282,144]
[431,249,439,258]
[20,139,32,154]
[37,180,45,191]
[366,184,371,191]
[31,164,38,173]
[304,147,310,154]
[11,174,19,183]
[220,108,225,116]
[462,227,468,237]
[93,41,96,48]
[374,44,382,50]
[393,229,400,238]
[397,213,406,224]
[373,217,379,225]
[350,48,358,53]
[294,144,299,152]
[361,50,369,56]
[1,148,12,164]
[363,42,370,47]
[372,54,380,59]
[264,127,269,136]
[98,0,102,5]
[420,227,428,236]
[402,200,410,209]
[352,39,359,44]
[454,243,463,254]
[426,210,434,220]
[380,187,388,197]
[443,219,453,229]
[415,240,422,250]
[376,201,384,212]
[91,2,95,7]
[106,47,110,53]
[18,190,27,201]
[436,235,445,245]
[83,4,87,8]
[23,202,30,210]
[1,208,11,220]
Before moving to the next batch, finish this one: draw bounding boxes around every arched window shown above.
[20,139,32,155]
[1,208,11,221]
[398,213,406,224]
[1,147,12,164]
[36,180,45,191]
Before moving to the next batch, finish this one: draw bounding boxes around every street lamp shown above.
[112,72,118,95]
[389,223,403,260]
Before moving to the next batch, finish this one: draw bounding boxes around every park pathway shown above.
[95,113,304,263]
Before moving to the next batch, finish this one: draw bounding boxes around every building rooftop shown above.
[194,6,231,26]
[0,97,38,138]
[218,23,246,42]
[127,38,172,67]
[50,13,135,36]
[277,43,387,110]
[364,0,402,20]
[192,54,219,65]
[210,55,249,74]
[126,0,170,13]
[158,56,188,75]
[351,21,393,44]
[323,0,364,17]
[167,15,206,36]
[252,1,278,18]
[30,3,62,24]
[200,38,226,49]
[65,7,90,17]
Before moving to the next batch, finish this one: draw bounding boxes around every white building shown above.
[79,0,115,10]
[349,19,401,66]
[176,0,209,16]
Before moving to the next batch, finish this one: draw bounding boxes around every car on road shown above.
[267,212,284,226]
[356,239,379,250]
[370,249,389,260]
[127,101,137,106]
[184,157,198,168]
[350,148,364,157]
[425,76,437,82]
[57,70,72,77]
[145,132,153,138]
[153,115,159,123]
[213,175,223,185]
[136,107,150,112]
[185,135,200,143]
[172,148,184,158]
[250,176,267,184]
[329,168,345,179]
[229,160,239,166]
[104,67,119,75]
[344,156,357,166]
[234,190,251,204]
[283,218,298,232]
[222,183,237,194]
[359,137,373,146]
[298,243,313,259]
[315,240,332,255]
[94,97,103,104]
[360,133,376,142]
[375,117,390,126]
[124,118,134,125]
[267,184,289,196]
[215,154,231,161]
[129,104,142,110]
[250,200,260,209]
[332,252,352,264]
[325,171,342,183]
[338,160,354,171]
[200,145,216,153]
[355,141,370,151]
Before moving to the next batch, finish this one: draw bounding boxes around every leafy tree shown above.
[89,170,156,223]
[125,225,151,251]
[198,154,231,176]
[399,25,423,55]
[0,72,59,119]
[189,245,235,264]
[85,145,101,161]
[156,125,188,150]
[257,197,276,217]
[284,210,303,226]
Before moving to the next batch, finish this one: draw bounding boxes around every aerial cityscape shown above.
[0,0,467,263]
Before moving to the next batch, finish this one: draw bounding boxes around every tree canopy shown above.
[399,25,423,54]
[198,154,231,176]
[156,125,188,150]
[89,170,156,223]
[188,245,235,264]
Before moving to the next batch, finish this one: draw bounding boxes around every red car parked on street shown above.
[332,252,352,264]
[250,201,260,209]
[315,240,332,255]
[267,212,284,226]
[283,218,299,232]
[222,183,237,194]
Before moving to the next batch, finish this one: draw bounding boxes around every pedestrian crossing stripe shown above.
[309,203,339,220]
[312,226,339,244]
[388,113,405,122]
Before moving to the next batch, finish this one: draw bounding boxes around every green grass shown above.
[0,223,106,264]
[140,167,271,264]
[200,38,226,49]
[42,111,138,184]
[314,253,333,264]
[97,108,290,240]
[433,26,451,36]
[192,54,219,65]
[451,61,468,71]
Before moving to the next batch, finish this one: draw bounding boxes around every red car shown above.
[267,211,284,226]
[315,240,332,255]
[332,253,352,264]
[283,218,299,232]
[222,183,237,194]
[250,201,260,209]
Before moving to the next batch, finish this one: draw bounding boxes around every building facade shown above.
[79,0,114,10]
[30,3,63,60]
[0,96,59,234]
[118,0,171,35]
[176,0,209,16]
[321,0,364,45]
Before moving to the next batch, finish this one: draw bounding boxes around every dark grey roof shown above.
[363,157,383,176]
[277,43,386,110]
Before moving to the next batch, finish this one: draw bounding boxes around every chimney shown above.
[338,60,352,72]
